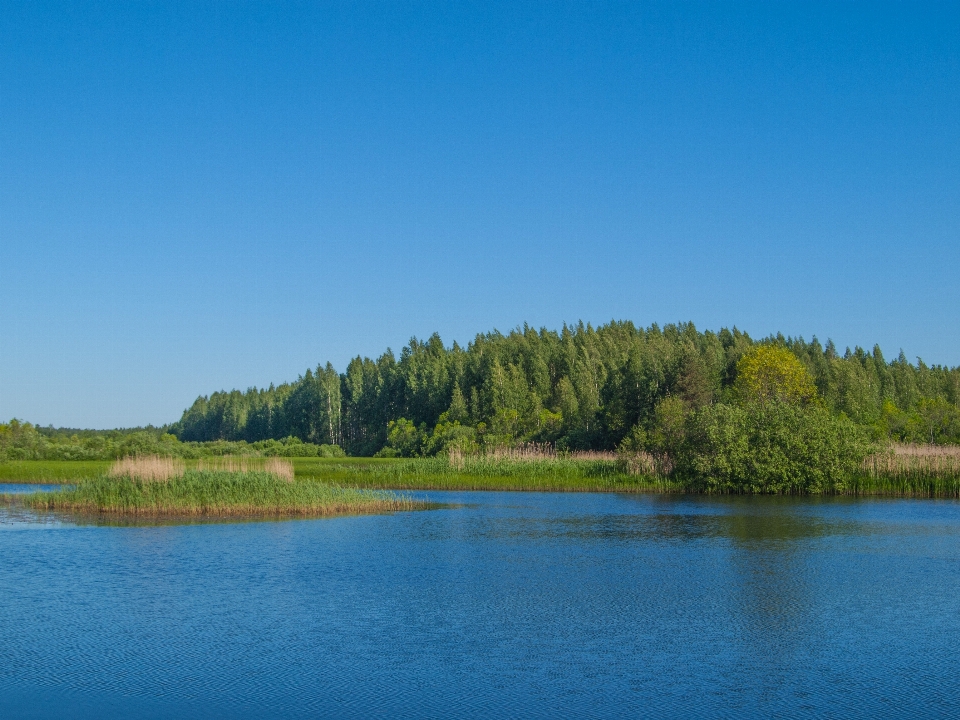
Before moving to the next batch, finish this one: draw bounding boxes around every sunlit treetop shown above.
[734,345,818,406]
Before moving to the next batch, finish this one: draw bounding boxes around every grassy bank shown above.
[292,446,960,497]
[850,444,960,497]
[1,457,428,518]
[2,444,959,497]
[0,455,672,491]
[292,454,680,492]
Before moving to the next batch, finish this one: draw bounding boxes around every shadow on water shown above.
[0,503,451,528]
[51,504,451,528]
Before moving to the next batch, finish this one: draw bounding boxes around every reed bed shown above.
[106,455,296,483]
[197,456,295,482]
[479,443,620,462]
[6,444,960,497]
[295,453,676,493]
[850,443,960,497]
[16,468,425,518]
[109,455,185,482]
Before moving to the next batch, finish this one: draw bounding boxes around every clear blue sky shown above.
[2,2,958,429]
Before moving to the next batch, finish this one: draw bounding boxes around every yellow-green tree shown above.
[734,346,817,406]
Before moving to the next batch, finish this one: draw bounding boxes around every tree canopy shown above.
[167,321,960,455]
[734,345,818,406]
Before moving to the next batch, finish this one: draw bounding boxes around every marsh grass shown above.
[107,455,297,483]
[849,444,960,497]
[197,456,295,482]
[473,443,621,462]
[0,460,109,483]
[293,453,677,492]
[5,444,960,497]
[14,469,424,518]
[109,455,185,482]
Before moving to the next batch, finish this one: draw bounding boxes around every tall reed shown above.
[197,456,295,482]
[478,442,620,462]
[853,443,960,497]
[107,455,296,483]
[109,455,185,482]
[305,451,676,492]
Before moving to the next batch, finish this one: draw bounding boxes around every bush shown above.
[422,420,479,456]
[384,418,425,457]
[676,401,872,493]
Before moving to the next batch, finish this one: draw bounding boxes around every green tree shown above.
[735,345,817,406]
[383,418,424,457]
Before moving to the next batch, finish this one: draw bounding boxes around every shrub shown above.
[676,401,872,493]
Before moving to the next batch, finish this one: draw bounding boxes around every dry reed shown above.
[108,455,296,483]
[197,456,295,481]
[109,456,185,482]
[446,443,660,478]
[264,457,295,482]
[480,443,620,462]
[618,451,664,477]
[863,443,960,478]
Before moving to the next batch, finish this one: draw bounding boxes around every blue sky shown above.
[2,1,958,428]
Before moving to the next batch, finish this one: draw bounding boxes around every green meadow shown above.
[4,448,959,497]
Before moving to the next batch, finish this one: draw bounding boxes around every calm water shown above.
[1,488,959,718]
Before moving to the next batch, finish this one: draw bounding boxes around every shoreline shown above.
[2,457,959,498]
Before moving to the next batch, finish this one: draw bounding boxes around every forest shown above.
[169,321,960,457]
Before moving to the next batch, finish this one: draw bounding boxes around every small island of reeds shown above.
[8,456,428,519]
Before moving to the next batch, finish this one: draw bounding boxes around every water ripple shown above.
[0,492,959,717]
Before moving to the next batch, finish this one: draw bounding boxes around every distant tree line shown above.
[169,321,960,457]
[0,420,344,461]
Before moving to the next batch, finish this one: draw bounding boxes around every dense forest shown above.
[171,321,960,456]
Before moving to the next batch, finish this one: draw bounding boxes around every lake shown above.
[1,488,959,718]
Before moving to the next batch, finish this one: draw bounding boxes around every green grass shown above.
[0,460,110,482]
[4,470,429,518]
[843,471,960,498]
[291,456,681,492]
[4,456,960,497]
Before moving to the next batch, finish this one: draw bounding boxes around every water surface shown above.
[1,488,958,718]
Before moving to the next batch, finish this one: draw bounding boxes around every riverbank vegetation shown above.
[2,443,959,496]
[296,444,960,496]
[3,321,958,495]
[294,449,676,492]
[5,456,424,518]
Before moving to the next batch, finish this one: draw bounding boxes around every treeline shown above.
[171,321,960,456]
[0,420,344,462]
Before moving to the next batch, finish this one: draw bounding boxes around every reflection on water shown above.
[1,490,959,718]
[526,508,858,543]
